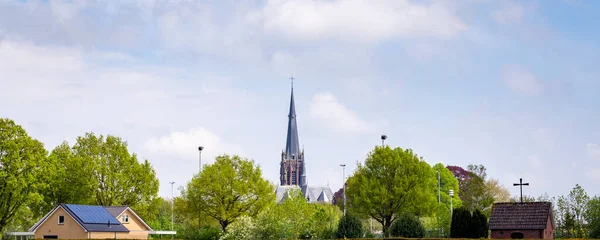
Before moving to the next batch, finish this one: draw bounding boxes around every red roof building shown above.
[489,202,555,239]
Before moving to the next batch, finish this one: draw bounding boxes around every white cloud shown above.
[309,92,374,134]
[144,127,245,165]
[491,2,525,25]
[585,168,600,181]
[586,143,600,158]
[260,0,467,43]
[502,65,543,95]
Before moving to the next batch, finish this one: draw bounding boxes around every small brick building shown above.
[489,202,555,239]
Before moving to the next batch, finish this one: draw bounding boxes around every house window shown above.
[122,214,129,223]
[58,215,64,225]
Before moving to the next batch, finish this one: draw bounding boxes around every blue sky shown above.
[1,0,600,200]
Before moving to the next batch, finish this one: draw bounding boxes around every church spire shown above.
[285,75,300,159]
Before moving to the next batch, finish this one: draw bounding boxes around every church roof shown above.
[489,202,555,230]
[285,87,300,159]
[303,185,334,204]
[275,185,301,203]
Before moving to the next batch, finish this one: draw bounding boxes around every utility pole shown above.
[197,146,203,227]
[198,146,204,173]
[449,189,454,216]
[340,164,346,216]
[436,171,441,237]
[169,181,175,234]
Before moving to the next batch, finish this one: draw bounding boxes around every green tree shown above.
[72,133,159,207]
[346,146,436,236]
[253,189,342,239]
[184,154,275,232]
[336,214,363,238]
[0,119,48,233]
[432,163,462,236]
[461,165,494,217]
[389,213,425,238]
[36,142,94,215]
[556,184,589,238]
[586,196,600,238]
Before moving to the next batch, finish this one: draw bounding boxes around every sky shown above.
[1,0,600,200]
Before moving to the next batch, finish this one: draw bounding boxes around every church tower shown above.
[280,81,307,187]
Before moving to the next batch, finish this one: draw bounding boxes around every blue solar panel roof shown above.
[65,204,121,225]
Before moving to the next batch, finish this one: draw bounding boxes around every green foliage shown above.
[34,141,93,216]
[389,213,425,238]
[586,196,600,238]
[253,189,342,239]
[71,133,160,207]
[178,225,221,240]
[0,118,48,233]
[219,216,256,240]
[450,207,488,238]
[346,146,436,235]
[472,209,489,238]
[140,197,174,231]
[461,165,494,217]
[556,184,589,238]
[184,154,275,232]
[336,214,363,238]
[431,163,461,237]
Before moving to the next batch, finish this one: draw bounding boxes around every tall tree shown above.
[486,178,511,203]
[184,154,275,232]
[556,184,589,238]
[346,146,436,235]
[432,163,462,236]
[449,164,494,216]
[586,196,600,238]
[71,133,159,207]
[37,142,93,213]
[0,118,48,233]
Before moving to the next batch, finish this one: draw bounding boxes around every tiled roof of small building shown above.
[489,202,554,230]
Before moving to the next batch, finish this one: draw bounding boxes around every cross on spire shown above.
[513,178,529,203]
[290,74,295,89]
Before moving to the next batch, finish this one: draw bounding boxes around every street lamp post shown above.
[437,171,441,204]
[436,171,441,236]
[169,181,175,232]
[198,146,204,173]
[340,164,346,216]
[449,189,454,216]
[197,146,203,228]
[381,134,387,147]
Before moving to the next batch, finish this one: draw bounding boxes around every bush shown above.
[389,213,425,238]
[450,207,488,238]
[179,225,221,240]
[336,214,363,238]
[220,216,255,240]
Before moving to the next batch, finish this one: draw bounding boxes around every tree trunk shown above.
[220,220,230,232]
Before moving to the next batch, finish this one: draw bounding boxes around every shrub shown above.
[179,225,221,240]
[450,207,488,238]
[336,214,363,238]
[220,216,256,240]
[389,213,425,238]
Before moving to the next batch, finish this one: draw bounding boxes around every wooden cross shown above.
[513,178,529,203]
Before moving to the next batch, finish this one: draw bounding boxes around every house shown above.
[28,204,153,239]
[489,202,555,239]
